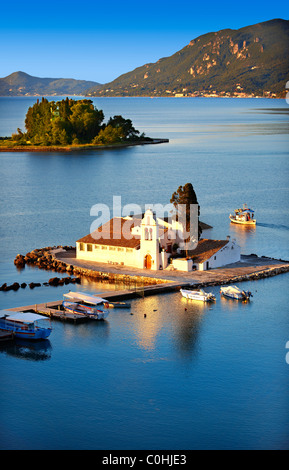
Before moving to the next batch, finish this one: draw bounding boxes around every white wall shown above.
[76,242,140,268]
[172,258,192,272]
[197,240,240,270]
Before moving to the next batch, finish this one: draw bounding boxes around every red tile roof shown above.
[76,218,141,249]
[190,239,229,263]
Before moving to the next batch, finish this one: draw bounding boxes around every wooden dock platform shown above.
[35,307,87,322]
[7,301,88,323]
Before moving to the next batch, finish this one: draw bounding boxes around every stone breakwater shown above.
[6,246,289,296]
[0,247,80,292]
[192,264,289,287]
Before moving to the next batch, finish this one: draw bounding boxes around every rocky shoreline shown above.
[0,138,169,153]
[0,247,80,292]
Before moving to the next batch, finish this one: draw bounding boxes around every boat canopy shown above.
[0,312,49,323]
[0,310,16,319]
[63,291,108,305]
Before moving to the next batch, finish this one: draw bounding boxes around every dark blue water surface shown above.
[0,97,288,450]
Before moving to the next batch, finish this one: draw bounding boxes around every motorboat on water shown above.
[220,285,252,301]
[180,288,216,302]
[63,292,109,320]
[229,204,256,225]
[0,311,52,340]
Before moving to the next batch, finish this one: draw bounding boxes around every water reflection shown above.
[131,297,164,351]
[0,338,52,361]
[220,294,254,312]
[61,320,110,345]
[229,223,256,251]
[130,294,212,362]
[174,298,212,360]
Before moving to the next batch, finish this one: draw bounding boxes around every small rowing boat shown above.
[107,302,131,309]
[63,292,109,320]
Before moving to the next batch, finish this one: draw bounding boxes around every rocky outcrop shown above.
[8,246,81,290]
[14,246,75,273]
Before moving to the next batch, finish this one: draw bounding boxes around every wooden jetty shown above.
[7,301,88,323]
[6,281,188,321]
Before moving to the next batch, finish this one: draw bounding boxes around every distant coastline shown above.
[0,93,283,99]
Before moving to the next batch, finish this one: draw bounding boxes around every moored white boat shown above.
[180,288,216,302]
[63,292,109,320]
[0,311,52,340]
[220,285,252,301]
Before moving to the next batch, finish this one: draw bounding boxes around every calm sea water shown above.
[0,97,288,450]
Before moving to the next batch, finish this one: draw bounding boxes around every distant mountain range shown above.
[2,19,288,98]
[87,18,289,98]
[0,71,101,96]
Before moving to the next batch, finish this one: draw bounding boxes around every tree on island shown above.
[170,183,202,254]
[10,97,147,147]
[107,115,142,141]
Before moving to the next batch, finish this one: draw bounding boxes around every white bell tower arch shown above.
[140,209,160,270]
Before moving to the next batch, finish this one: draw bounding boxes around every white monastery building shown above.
[76,209,241,272]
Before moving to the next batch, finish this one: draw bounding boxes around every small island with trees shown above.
[0,97,168,151]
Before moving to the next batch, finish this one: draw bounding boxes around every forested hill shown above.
[87,19,289,98]
[0,71,101,96]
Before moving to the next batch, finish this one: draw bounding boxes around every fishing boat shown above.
[220,285,252,301]
[229,204,256,225]
[63,292,109,320]
[180,288,216,302]
[0,311,52,340]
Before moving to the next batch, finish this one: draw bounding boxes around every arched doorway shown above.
[144,254,152,269]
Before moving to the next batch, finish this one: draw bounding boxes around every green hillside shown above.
[87,19,289,98]
[0,71,101,96]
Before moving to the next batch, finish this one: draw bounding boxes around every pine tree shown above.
[170,183,202,252]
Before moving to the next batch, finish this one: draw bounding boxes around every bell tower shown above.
[140,209,160,270]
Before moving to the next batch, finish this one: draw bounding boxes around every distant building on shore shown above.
[76,209,240,271]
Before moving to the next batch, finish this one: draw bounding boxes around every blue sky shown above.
[0,0,288,84]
